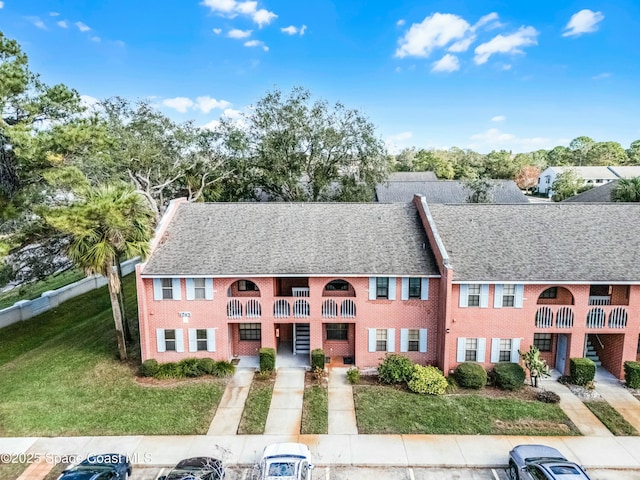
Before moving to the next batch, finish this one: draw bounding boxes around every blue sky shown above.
[2,1,640,153]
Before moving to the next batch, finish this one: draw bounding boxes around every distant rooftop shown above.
[387,171,438,182]
[375,180,529,204]
[563,180,618,203]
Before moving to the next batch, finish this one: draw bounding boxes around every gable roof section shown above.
[427,203,640,282]
[375,180,529,204]
[546,166,619,180]
[562,180,618,203]
[608,166,640,178]
[142,202,439,277]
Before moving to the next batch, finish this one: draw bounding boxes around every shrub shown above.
[178,358,202,377]
[407,365,448,395]
[197,358,216,375]
[537,390,560,403]
[570,358,596,386]
[624,361,640,389]
[492,362,526,391]
[454,362,487,389]
[154,362,184,379]
[211,360,236,377]
[259,347,276,372]
[377,354,414,384]
[346,367,360,385]
[141,359,159,377]
[311,349,325,370]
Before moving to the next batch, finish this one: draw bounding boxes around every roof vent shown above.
[422,242,426,250]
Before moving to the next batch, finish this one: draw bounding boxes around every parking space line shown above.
[408,467,415,480]
[325,466,330,480]
[491,468,500,480]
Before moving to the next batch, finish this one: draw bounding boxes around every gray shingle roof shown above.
[142,202,439,277]
[387,171,438,182]
[376,180,529,204]
[562,180,618,203]
[427,203,640,282]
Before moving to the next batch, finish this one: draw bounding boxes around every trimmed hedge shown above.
[570,358,596,386]
[624,361,640,389]
[454,362,487,389]
[260,347,276,372]
[141,359,159,377]
[155,362,184,379]
[311,349,325,370]
[407,365,448,395]
[198,358,215,375]
[178,358,201,377]
[346,367,360,385]
[492,362,525,391]
[377,354,414,384]
[211,360,236,377]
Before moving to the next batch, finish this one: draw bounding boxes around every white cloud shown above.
[80,95,99,108]
[281,24,307,36]
[222,108,243,119]
[236,1,257,14]
[162,97,195,113]
[244,39,269,51]
[562,9,604,37]
[90,36,101,42]
[201,0,277,27]
[396,19,405,27]
[491,115,506,122]
[201,0,236,13]
[253,8,277,27]
[448,36,475,53]
[473,12,501,30]
[195,96,232,113]
[75,21,91,32]
[49,11,60,16]
[395,13,470,58]
[0,2,4,9]
[474,26,538,65]
[201,119,221,131]
[213,28,222,34]
[432,54,459,72]
[228,28,252,38]
[468,128,557,152]
[57,20,68,28]
[592,72,611,80]
[27,17,47,29]
[385,131,413,153]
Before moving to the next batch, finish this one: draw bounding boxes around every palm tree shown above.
[45,184,154,360]
[611,177,640,202]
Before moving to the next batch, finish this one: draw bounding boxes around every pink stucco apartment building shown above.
[136,197,640,379]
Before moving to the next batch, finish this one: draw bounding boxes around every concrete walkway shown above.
[328,367,358,434]
[539,370,613,437]
[263,368,305,435]
[207,368,255,435]
[595,369,640,432]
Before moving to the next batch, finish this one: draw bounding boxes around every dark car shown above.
[159,457,225,480]
[58,454,132,480]
[508,444,591,480]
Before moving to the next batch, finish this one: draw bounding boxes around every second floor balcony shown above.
[535,305,628,330]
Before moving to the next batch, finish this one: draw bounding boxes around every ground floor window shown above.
[376,329,388,351]
[534,333,552,352]
[196,329,208,351]
[498,339,512,362]
[164,329,176,351]
[465,338,478,361]
[239,323,261,341]
[408,329,420,351]
[326,323,348,340]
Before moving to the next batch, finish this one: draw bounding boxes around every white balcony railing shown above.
[341,299,356,318]
[292,287,310,297]
[293,299,310,318]
[608,307,628,328]
[586,308,606,328]
[246,299,262,318]
[322,299,338,318]
[274,299,290,318]
[556,307,574,328]
[535,306,553,328]
[227,299,243,318]
[589,296,611,306]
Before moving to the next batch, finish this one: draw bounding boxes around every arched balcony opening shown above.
[227,279,261,297]
[322,279,356,297]
[536,286,574,305]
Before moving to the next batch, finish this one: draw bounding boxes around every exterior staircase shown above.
[585,338,602,367]
[294,323,310,355]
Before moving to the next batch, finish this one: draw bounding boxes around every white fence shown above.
[0,258,139,329]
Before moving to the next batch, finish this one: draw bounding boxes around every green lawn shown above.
[584,400,639,436]
[237,374,274,434]
[0,268,85,310]
[0,462,28,480]
[301,384,328,434]
[0,274,225,436]
[353,385,580,435]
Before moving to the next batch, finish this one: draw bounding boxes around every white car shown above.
[257,443,314,480]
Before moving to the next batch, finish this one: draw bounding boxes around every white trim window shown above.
[502,285,515,307]
[369,277,396,300]
[193,279,207,299]
[468,285,481,306]
[368,328,395,352]
[494,284,524,308]
[156,328,184,353]
[490,338,521,363]
[456,337,486,363]
[401,277,429,301]
[153,278,182,301]
[188,328,216,352]
[459,284,489,308]
[161,279,173,299]
[400,328,427,352]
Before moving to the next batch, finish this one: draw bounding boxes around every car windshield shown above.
[549,465,581,475]
[268,462,297,477]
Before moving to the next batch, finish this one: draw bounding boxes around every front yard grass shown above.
[0,274,224,436]
[353,384,580,435]
[237,373,274,434]
[301,377,328,434]
[0,462,28,480]
[583,400,639,436]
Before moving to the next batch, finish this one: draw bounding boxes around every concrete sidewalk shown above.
[207,368,255,435]
[595,369,640,432]
[3,434,640,470]
[263,368,305,435]
[328,367,358,434]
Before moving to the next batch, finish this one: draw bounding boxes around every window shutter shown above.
[205,279,214,300]
[175,329,184,353]
[172,278,182,300]
[387,328,395,352]
[401,278,409,301]
[156,329,166,352]
[490,338,500,363]
[420,278,429,300]
[459,285,468,307]
[515,284,524,308]
[511,338,521,362]
[153,279,163,301]
[494,284,503,309]
[480,284,489,308]
[368,329,376,352]
[207,328,216,352]
[188,328,197,352]
[400,328,408,352]
[456,338,466,362]
[419,329,427,352]
[186,279,195,301]
[477,338,487,363]
[368,278,376,300]
[388,277,396,300]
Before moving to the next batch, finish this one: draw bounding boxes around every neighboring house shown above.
[537,166,620,196]
[608,166,640,179]
[137,197,640,379]
[386,171,438,182]
[562,180,619,203]
[375,180,528,204]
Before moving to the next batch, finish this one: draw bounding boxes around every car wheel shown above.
[508,461,519,480]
